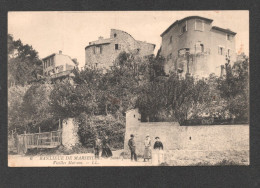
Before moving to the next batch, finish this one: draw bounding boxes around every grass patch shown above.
[214,159,241,166]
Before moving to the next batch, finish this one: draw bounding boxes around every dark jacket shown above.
[102,138,110,149]
[128,138,136,150]
[154,141,163,150]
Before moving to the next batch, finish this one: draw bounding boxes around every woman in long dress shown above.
[143,135,151,162]
[101,136,113,158]
[152,137,164,165]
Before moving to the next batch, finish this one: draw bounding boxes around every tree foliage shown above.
[8,34,42,86]
[217,58,249,121]
[136,74,210,123]
[8,85,30,134]
[76,113,125,149]
[21,83,53,132]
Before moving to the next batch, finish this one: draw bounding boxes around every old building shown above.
[160,16,237,78]
[42,51,77,79]
[85,29,155,70]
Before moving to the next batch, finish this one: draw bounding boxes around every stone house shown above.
[42,51,77,79]
[159,16,237,78]
[85,29,156,70]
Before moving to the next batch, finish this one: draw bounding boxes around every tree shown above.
[136,73,210,124]
[8,85,30,134]
[8,34,42,86]
[75,113,125,149]
[217,58,249,122]
[21,83,54,132]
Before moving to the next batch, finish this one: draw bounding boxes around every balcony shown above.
[50,70,72,79]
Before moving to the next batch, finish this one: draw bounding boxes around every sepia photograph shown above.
[7,11,249,167]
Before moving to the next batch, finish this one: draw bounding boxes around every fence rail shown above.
[16,130,62,153]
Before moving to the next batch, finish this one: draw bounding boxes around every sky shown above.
[8,11,249,68]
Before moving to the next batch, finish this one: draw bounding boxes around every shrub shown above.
[75,113,125,149]
[214,159,240,166]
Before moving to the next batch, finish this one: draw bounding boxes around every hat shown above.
[155,137,159,139]
[130,134,134,137]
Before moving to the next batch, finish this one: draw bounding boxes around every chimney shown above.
[98,36,104,40]
[59,50,62,54]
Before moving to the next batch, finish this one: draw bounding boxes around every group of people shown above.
[93,134,165,165]
[128,134,164,165]
[94,136,113,159]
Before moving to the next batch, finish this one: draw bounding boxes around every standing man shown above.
[128,134,137,161]
[94,136,102,159]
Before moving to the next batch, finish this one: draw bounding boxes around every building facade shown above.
[42,51,77,79]
[85,29,155,70]
[160,16,236,78]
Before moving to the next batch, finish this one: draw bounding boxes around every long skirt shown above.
[152,149,164,165]
[144,146,151,159]
[101,147,113,158]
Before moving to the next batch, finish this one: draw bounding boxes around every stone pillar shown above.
[62,118,80,149]
[124,109,141,153]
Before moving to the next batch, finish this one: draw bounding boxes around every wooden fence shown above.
[15,130,62,154]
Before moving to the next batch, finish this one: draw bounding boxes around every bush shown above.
[214,159,240,166]
[75,113,125,149]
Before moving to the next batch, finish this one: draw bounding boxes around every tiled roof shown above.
[85,38,111,49]
[211,26,236,35]
[42,53,56,60]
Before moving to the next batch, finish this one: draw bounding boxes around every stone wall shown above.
[124,109,249,160]
[62,118,80,149]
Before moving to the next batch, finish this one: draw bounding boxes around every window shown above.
[169,36,172,44]
[180,21,187,34]
[195,42,204,53]
[227,34,231,41]
[96,46,102,54]
[114,33,117,38]
[93,46,96,54]
[58,65,64,72]
[218,46,224,55]
[227,49,230,57]
[195,19,204,31]
[200,44,204,52]
[181,25,187,33]
[115,44,120,50]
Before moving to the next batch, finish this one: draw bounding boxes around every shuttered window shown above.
[195,19,204,31]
